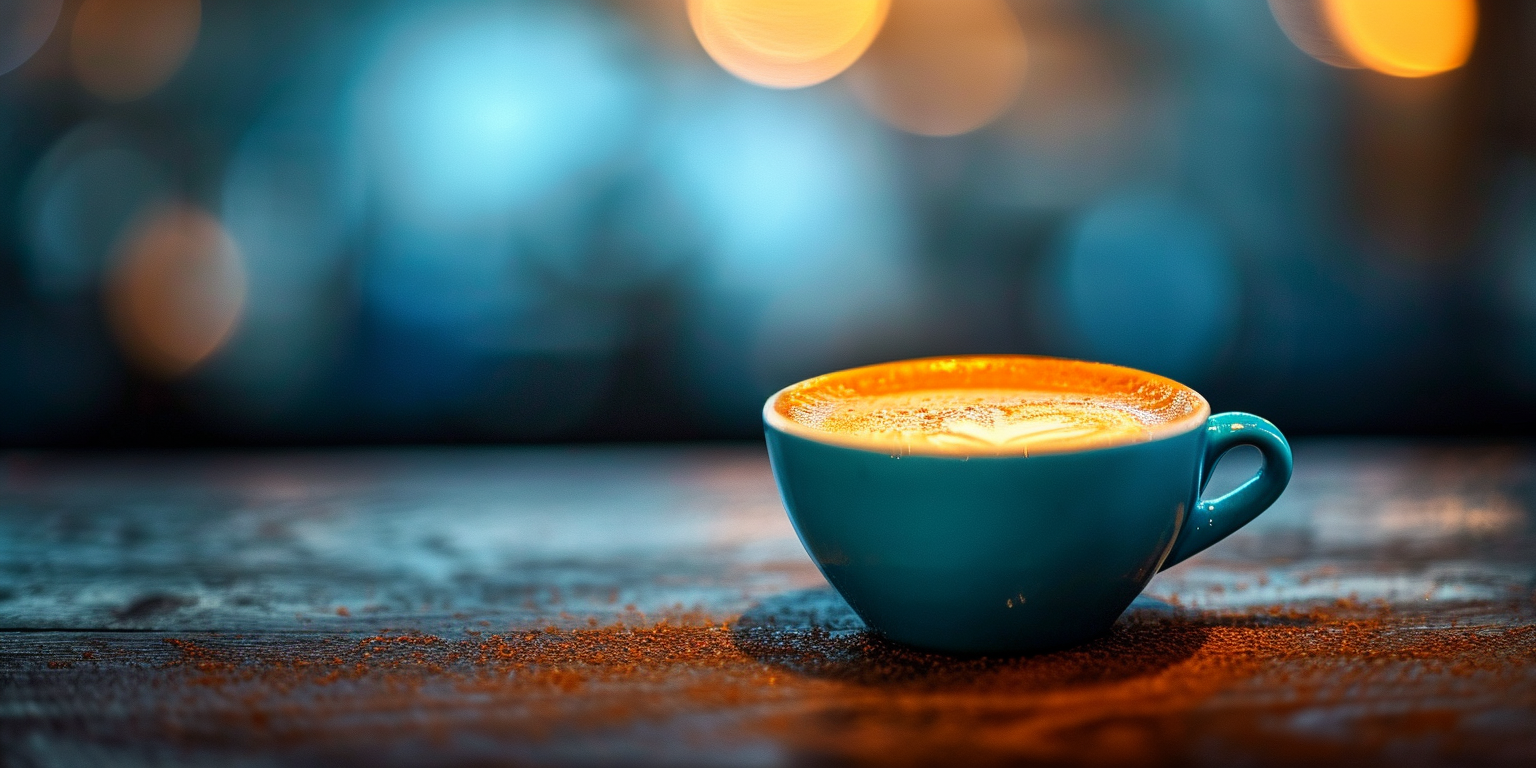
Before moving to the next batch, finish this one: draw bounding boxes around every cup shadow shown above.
[730,588,1210,691]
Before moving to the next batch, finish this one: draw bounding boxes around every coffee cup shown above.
[763,355,1291,654]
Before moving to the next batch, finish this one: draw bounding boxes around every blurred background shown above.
[0,0,1529,447]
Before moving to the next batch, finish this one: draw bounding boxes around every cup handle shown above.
[1159,412,1292,571]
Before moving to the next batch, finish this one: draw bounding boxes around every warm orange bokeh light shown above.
[687,0,889,89]
[1322,0,1476,77]
[71,0,201,101]
[106,205,245,377]
[847,0,1027,137]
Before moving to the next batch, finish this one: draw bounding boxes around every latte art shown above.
[793,389,1156,453]
[767,356,1209,457]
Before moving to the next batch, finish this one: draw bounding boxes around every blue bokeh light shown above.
[360,0,643,226]
[211,98,365,421]
[1044,190,1241,381]
[653,80,918,423]
[0,0,1523,442]
[339,0,647,435]
[224,106,362,325]
[22,124,173,299]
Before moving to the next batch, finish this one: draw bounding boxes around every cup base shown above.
[822,562,1141,656]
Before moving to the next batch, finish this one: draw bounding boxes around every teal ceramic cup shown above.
[763,356,1291,655]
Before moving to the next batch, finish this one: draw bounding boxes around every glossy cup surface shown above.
[763,355,1291,654]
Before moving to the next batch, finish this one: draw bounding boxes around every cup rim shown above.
[763,354,1211,458]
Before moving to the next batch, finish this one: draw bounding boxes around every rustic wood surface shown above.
[2,442,1534,766]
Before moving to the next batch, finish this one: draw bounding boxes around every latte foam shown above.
[766,356,1208,457]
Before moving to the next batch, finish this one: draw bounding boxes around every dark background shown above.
[1,0,1533,448]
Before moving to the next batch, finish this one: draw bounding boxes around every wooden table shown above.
[2,442,1533,766]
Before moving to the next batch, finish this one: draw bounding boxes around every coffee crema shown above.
[766,356,1209,457]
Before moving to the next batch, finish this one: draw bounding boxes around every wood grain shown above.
[2,442,1534,766]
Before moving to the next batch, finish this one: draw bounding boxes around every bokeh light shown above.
[361,2,641,225]
[687,0,889,89]
[1267,0,1358,69]
[846,0,1027,137]
[352,2,637,437]
[70,0,201,101]
[0,0,63,76]
[983,14,1133,211]
[1041,191,1240,381]
[0,0,1528,443]
[1270,0,1477,77]
[654,83,917,425]
[224,108,360,328]
[214,101,362,419]
[22,123,173,299]
[105,204,246,377]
